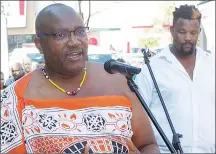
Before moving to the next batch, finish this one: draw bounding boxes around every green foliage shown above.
[162,2,175,25]
[143,2,175,34]
[138,38,160,48]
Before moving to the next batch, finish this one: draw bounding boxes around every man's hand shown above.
[126,139,141,153]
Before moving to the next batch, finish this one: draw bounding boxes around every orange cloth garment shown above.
[1,73,135,153]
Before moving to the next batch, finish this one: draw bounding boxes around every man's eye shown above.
[55,32,66,39]
[77,30,84,34]
[76,29,87,36]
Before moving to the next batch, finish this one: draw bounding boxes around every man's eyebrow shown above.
[178,28,186,31]
[54,26,86,32]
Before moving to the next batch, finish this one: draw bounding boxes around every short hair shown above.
[173,4,202,26]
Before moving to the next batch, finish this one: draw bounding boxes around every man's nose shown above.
[185,33,192,41]
[66,33,81,47]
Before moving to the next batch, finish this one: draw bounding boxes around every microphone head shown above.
[104,59,141,77]
[104,59,115,74]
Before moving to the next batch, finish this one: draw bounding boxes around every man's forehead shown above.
[12,64,21,70]
[23,59,31,63]
[176,18,200,26]
[41,10,84,32]
[12,67,20,70]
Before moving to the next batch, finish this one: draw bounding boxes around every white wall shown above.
[99,31,123,50]
[198,1,215,54]
[6,1,27,28]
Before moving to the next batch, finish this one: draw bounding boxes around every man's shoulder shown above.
[3,73,32,98]
[197,46,214,57]
[89,61,128,86]
[1,81,17,98]
[5,76,14,87]
[6,76,14,81]
[88,61,105,71]
[197,46,215,65]
[88,61,125,79]
[139,47,169,71]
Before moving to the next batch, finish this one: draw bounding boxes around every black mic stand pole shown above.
[126,75,177,153]
[141,48,183,153]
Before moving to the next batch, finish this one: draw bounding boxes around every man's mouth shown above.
[66,50,83,61]
[183,43,193,48]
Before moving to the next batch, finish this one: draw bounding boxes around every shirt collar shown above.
[158,45,204,63]
[158,45,175,63]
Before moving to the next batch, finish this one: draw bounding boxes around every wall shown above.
[198,1,215,54]
[88,31,100,46]
[7,1,36,35]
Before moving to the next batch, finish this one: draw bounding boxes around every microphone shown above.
[104,59,141,77]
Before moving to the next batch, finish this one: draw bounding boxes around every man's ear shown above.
[170,26,174,38]
[34,37,43,54]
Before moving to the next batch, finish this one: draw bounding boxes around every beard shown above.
[173,43,195,57]
[179,45,193,56]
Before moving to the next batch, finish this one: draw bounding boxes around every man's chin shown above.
[64,62,86,74]
[181,50,193,56]
[14,77,19,81]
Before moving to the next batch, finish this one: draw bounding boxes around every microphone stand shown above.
[126,75,177,153]
[141,48,184,153]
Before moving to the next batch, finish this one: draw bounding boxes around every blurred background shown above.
[1,1,215,80]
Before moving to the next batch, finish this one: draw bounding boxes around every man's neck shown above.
[170,45,196,61]
[44,66,86,87]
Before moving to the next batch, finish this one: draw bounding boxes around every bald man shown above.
[1,3,159,153]
[5,62,25,87]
